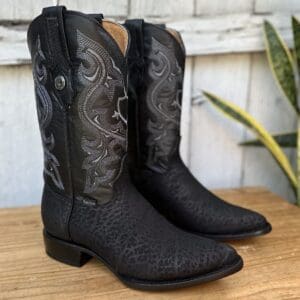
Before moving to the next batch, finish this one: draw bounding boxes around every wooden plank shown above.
[0,25,30,66]
[168,13,300,56]
[255,0,300,14]
[242,53,297,202]
[0,188,299,299]
[0,66,43,208]
[2,13,299,66]
[190,54,250,189]
[0,0,53,21]
[0,0,127,20]
[196,0,254,15]
[129,0,194,17]
[180,57,193,165]
[60,0,128,17]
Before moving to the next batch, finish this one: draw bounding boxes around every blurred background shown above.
[0,0,299,207]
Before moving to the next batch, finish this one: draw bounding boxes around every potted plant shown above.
[204,17,300,205]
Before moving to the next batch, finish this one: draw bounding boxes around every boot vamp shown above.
[136,158,269,235]
[69,171,238,281]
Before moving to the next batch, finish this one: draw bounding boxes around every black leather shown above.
[28,7,242,284]
[125,20,271,238]
[69,167,239,281]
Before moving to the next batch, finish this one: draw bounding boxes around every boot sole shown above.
[200,222,272,241]
[43,229,243,290]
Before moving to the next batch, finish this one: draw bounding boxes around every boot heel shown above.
[43,230,92,267]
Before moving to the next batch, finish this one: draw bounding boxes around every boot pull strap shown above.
[42,6,70,61]
[124,19,145,87]
[156,23,166,29]
[88,13,104,22]
[41,6,73,106]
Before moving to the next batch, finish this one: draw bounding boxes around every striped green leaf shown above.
[264,20,298,113]
[204,91,297,190]
[292,16,300,74]
[240,132,297,147]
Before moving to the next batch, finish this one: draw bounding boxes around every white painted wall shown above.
[0,0,299,207]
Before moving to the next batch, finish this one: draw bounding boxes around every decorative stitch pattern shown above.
[76,30,127,193]
[145,37,183,168]
[33,36,64,190]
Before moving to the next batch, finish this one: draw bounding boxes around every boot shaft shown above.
[125,20,185,172]
[28,6,129,202]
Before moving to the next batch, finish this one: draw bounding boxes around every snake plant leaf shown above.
[240,132,297,147]
[263,20,298,113]
[292,16,300,74]
[203,91,298,190]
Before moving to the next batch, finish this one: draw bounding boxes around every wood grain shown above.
[0,66,43,208]
[242,53,297,202]
[0,0,53,21]
[129,0,194,17]
[59,0,128,17]
[3,13,300,66]
[0,188,299,299]
[196,0,254,15]
[190,53,250,189]
[255,0,300,14]
[168,13,300,56]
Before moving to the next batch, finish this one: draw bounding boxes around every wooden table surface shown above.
[0,187,300,299]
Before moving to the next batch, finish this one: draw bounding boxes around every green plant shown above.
[203,17,300,205]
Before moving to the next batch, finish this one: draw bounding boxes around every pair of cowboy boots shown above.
[27,6,271,290]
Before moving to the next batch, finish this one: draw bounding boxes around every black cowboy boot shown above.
[124,20,272,241]
[27,6,243,290]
